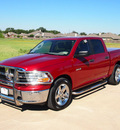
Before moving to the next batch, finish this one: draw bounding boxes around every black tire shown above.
[108,64,120,85]
[47,78,72,111]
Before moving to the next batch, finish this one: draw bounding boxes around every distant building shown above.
[20,33,28,38]
[7,32,17,38]
[55,33,64,37]
[42,32,56,38]
[87,33,120,42]
[87,33,99,37]
[3,31,120,43]
[65,33,79,37]
[101,33,120,41]
[28,30,42,38]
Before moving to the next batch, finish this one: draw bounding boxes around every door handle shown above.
[89,59,94,62]
[105,56,109,59]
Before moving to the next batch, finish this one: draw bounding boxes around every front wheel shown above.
[47,78,72,111]
[108,64,120,85]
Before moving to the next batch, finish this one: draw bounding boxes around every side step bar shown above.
[72,80,107,95]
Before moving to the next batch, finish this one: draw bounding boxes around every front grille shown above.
[0,66,33,85]
[0,66,53,85]
[16,71,27,82]
[0,66,15,86]
[0,67,6,80]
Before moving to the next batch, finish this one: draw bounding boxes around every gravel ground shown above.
[0,84,120,130]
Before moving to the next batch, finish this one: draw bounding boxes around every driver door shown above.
[73,39,95,89]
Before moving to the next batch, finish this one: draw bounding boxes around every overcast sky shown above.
[0,0,120,34]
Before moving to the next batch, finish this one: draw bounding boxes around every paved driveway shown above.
[0,84,120,130]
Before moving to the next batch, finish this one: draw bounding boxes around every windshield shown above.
[30,40,76,56]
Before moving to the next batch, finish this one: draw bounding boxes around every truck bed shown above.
[107,48,120,53]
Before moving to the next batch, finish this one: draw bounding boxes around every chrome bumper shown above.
[0,87,49,106]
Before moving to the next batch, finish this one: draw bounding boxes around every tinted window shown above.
[90,39,105,54]
[30,40,76,56]
[75,40,89,54]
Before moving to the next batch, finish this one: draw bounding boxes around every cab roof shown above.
[45,37,102,41]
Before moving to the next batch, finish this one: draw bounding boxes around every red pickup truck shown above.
[0,37,120,110]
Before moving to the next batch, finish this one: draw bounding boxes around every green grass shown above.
[105,43,120,48]
[0,38,120,61]
[0,38,41,61]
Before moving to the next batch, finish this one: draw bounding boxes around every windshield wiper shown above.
[42,53,56,55]
[42,53,65,56]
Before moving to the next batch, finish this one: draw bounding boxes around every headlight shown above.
[26,71,50,83]
[16,70,53,85]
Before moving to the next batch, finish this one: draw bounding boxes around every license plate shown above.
[1,88,8,95]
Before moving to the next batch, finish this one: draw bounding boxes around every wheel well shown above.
[51,74,72,87]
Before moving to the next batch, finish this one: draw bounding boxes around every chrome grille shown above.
[16,71,27,82]
[0,65,53,85]
[0,66,15,86]
[0,67,6,79]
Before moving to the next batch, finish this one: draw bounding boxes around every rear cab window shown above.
[90,39,105,54]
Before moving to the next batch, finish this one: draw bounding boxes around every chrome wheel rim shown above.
[115,67,120,82]
[55,84,70,106]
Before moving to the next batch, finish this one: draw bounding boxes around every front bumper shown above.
[0,87,49,106]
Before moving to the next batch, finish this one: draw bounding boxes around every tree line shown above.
[0,27,61,34]
[0,27,91,35]
[0,27,90,38]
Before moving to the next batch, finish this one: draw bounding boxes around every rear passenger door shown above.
[89,39,110,80]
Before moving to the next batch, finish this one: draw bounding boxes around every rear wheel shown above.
[108,64,120,85]
[47,78,72,111]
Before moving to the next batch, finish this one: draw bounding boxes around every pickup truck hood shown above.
[0,54,67,71]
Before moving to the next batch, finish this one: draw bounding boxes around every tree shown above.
[3,27,61,35]
[4,28,15,33]
[48,30,60,34]
[72,31,78,34]
[17,35,20,38]
[28,29,35,33]
[80,32,87,35]
[36,27,47,32]
[101,32,105,34]
[28,34,34,37]
[0,33,5,38]
[15,29,29,34]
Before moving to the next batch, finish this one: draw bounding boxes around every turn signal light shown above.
[38,77,50,82]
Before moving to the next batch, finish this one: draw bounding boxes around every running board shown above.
[72,81,107,95]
